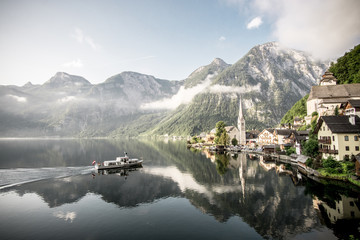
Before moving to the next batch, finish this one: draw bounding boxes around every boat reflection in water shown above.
[93,166,143,179]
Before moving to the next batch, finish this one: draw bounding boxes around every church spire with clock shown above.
[237,97,246,145]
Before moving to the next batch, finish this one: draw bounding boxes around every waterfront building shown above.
[315,115,360,161]
[257,128,275,145]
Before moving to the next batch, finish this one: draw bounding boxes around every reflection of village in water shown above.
[2,138,360,239]
[200,149,360,238]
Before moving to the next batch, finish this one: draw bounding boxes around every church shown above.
[205,97,247,145]
[221,97,246,145]
[237,97,246,145]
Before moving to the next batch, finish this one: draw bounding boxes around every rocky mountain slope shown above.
[0,42,328,137]
[148,42,328,135]
[0,72,182,137]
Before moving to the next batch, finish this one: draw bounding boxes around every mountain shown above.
[0,42,328,137]
[43,72,91,88]
[147,42,328,136]
[0,72,182,137]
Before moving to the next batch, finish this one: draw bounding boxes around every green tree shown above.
[231,137,238,146]
[214,121,226,145]
[190,136,199,144]
[302,138,319,158]
[219,131,230,146]
[329,44,360,84]
[285,147,296,156]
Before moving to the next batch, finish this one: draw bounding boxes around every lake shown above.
[0,139,359,239]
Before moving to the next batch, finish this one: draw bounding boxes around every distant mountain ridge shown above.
[0,42,328,137]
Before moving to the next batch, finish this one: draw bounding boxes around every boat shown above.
[92,152,143,170]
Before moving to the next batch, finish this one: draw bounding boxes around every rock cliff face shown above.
[148,42,328,135]
[0,42,328,137]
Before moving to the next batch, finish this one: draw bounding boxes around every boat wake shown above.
[0,166,94,190]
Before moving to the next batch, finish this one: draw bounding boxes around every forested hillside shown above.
[329,44,360,84]
[280,94,308,124]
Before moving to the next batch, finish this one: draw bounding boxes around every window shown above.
[345,146,349,151]
[332,136,335,141]
[344,136,349,141]
[355,136,359,141]
[356,146,359,151]
[350,201,354,206]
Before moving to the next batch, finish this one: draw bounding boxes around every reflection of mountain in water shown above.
[3,140,360,239]
[10,169,182,208]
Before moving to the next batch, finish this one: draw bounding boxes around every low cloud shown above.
[210,83,261,93]
[57,96,76,104]
[141,74,214,110]
[247,17,263,29]
[219,36,226,41]
[7,94,27,103]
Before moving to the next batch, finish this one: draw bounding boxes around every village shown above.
[188,71,360,185]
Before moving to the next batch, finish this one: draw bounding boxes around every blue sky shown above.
[0,0,359,86]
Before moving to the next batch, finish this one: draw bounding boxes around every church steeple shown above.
[237,97,246,145]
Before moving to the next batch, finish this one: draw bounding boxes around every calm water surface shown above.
[0,139,359,239]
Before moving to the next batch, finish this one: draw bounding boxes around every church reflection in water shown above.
[199,150,360,239]
[2,143,360,239]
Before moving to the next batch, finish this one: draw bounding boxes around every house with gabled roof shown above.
[315,115,360,161]
[273,129,294,144]
[342,99,360,117]
[257,128,275,145]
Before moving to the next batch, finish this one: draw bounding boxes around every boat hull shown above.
[94,160,143,170]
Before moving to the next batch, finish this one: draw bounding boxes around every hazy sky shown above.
[1,0,359,86]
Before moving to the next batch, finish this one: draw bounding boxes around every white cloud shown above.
[7,94,27,103]
[268,0,360,60]
[141,74,215,110]
[219,36,226,41]
[247,17,263,29]
[57,96,76,104]
[62,59,83,68]
[224,0,360,60]
[210,83,261,93]
[72,28,101,51]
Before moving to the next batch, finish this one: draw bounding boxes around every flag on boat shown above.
[92,160,96,165]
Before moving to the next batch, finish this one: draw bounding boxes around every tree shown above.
[231,138,238,146]
[302,138,319,158]
[285,146,296,156]
[214,121,226,145]
[219,131,230,146]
